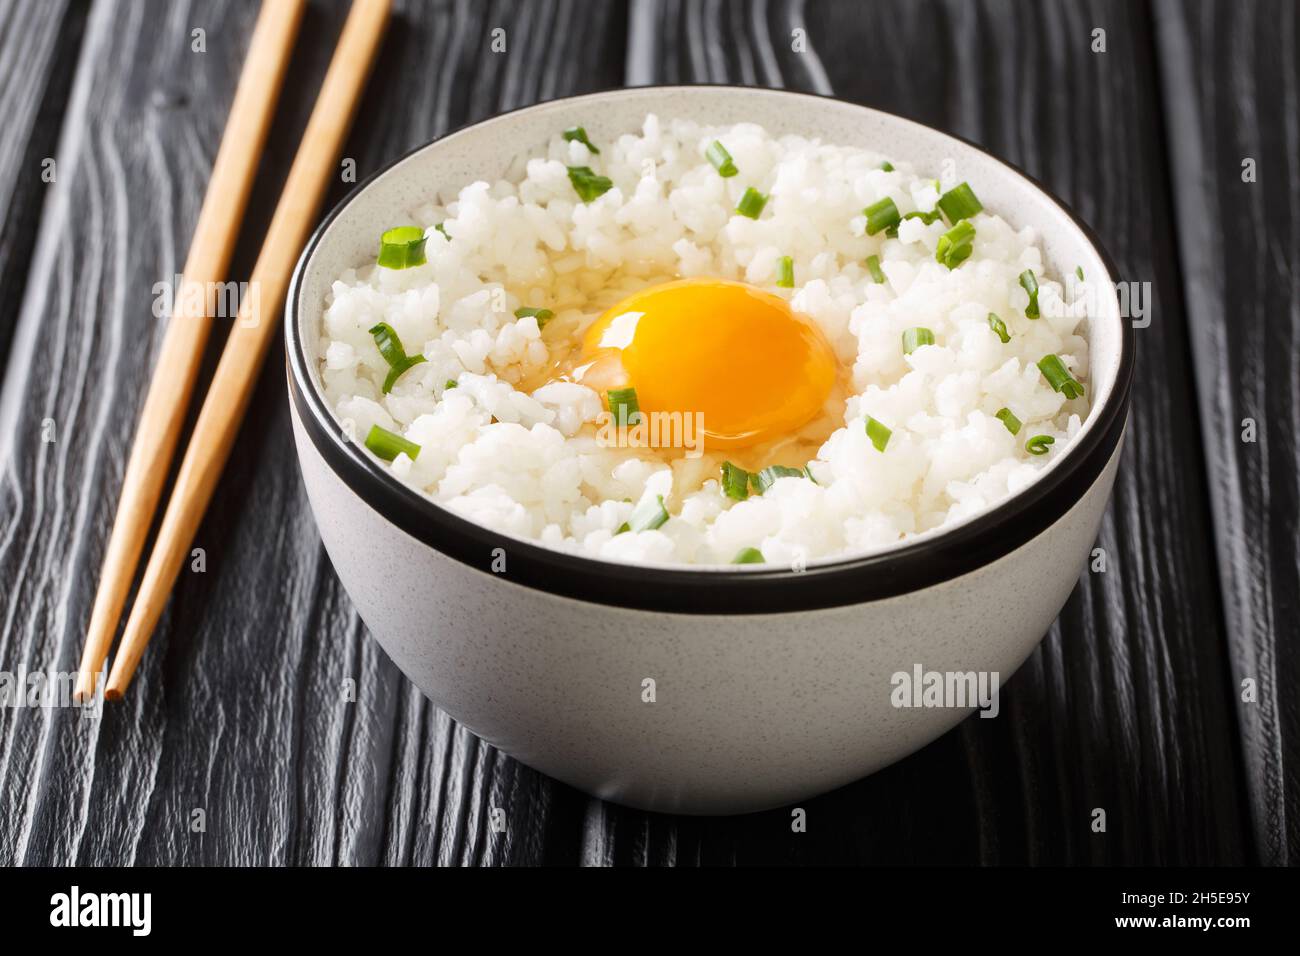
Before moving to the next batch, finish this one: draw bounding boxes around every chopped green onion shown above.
[776,256,794,288]
[902,209,944,226]
[865,254,886,284]
[864,196,901,235]
[444,379,458,389]
[879,161,895,172]
[567,165,613,202]
[720,461,752,501]
[885,225,899,238]
[365,424,421,461]
[736,187,768,219]
[627,494,669,532]
[936,182,983,223]
[376,226,428,269]
[994,407,1022,435]
[902,327,935,354]
[1037,354,1085,400]
[379,358,425,396]
[1025,434,1055,456]
[865,416,892,452]
[987,312,1010,344]
[562,126,599,153]
[514,306,555,329]
[733,547,765,564]
[753,465,804,494]
[1075,265,1084,281]
[1019,269,1040,318]
[368,322,427,393]
[367,321,406,365]
[615,522,630,535]
[706,140,738,177]
[607,386,642,426]
[434,222,450,239]
[935,219,976,269]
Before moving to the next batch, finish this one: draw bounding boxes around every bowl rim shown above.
[285,84,1135,616]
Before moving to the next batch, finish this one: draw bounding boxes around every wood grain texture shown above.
[0,0,1281,866]
[0,0,89,368]
[0,0,623,866]
[102,0,387,699]
[1153,0,1300,865]
[79,0,306,703]
[588,0,1252,865]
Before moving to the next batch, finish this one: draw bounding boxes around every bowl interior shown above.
[292,86,1126,568]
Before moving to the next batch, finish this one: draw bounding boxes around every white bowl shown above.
[285,86,1134,815]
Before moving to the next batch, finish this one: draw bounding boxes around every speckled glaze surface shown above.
[286,87,1131,814]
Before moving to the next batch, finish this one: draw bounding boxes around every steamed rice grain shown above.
[317,114,1091,567]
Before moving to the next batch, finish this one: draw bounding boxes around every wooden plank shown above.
[0,0,1258,867]
[1153,0,1300,865]
[625,0,831,91]
[0,0,624,866]
[0,0,90,369]
[584,0,1251,864]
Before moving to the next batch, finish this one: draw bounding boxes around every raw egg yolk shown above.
[578,278,837,449]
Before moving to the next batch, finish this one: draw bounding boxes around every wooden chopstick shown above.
[75,0,306,702]
[104,0,392,700]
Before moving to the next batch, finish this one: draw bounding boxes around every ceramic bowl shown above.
[286,86,1134,815]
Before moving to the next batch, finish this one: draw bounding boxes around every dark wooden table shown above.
[0,0,1294,866]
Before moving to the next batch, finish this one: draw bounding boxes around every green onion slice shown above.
[866,416,892,452]
[865,254,886,284]
[1025,434,1055,456]
[736,187,768,219]
[365,424,421,461]
[776,255,794,288]
[902,209,944,226]
[902,327,935,354]
[937,182,983,222]
[1019,269,1040,318]
[368,322,427,393]
[444,379,458,389]
[987,312,1010,344]
[994,407,1022,435]
[1075,265,1084,280]
[514,306,555,329]
[376,226,428,269]
[562,126,599,153]
[935,219,976,269]
[628,494,669,532]
[567,165,613,202]
[879,161,895,172]
[379,358,425,396]
[733,547,765,564]
[368,321,416,369]
[720,461,751,501]
[706,140,738,177]
[1037,354,1085,399]
[864,196,901,235]
[753,465,804,494]
[607,386,642,426]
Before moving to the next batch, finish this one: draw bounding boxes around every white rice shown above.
[317,114,1091,567]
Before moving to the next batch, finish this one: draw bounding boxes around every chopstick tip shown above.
[73,673,97,703]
